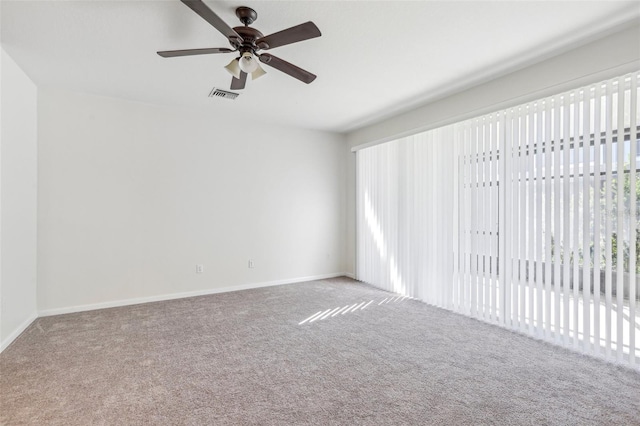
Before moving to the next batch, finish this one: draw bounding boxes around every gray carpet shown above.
[1,277,639,425]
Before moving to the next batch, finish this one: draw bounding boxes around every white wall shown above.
[344,23,640,276]
[37,89,347,314]
[0,48,38,351]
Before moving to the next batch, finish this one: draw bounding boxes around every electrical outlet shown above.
[248,260,254,269]
[196,264,204,274]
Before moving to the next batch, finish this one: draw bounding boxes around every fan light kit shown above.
[238,52,259,74]
[158,1,322,91]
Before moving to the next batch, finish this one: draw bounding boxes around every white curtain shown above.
[357,128,456,307]
[356,71,639,370]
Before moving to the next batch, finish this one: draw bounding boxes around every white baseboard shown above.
[0,312,38,353]
[38,272,352,317]
[344,272,356,279]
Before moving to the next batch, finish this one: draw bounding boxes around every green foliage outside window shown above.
[608,164,640,274]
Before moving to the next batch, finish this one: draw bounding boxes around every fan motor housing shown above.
[231,26,264,51]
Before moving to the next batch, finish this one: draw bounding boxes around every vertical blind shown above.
[356,71,640,369]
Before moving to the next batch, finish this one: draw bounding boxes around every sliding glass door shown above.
[356,72,639,370]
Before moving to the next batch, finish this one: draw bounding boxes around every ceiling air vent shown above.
[208,87,240,100]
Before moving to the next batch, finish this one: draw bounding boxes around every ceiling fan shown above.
[157,0,321,90]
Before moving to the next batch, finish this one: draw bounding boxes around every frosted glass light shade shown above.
[238,52,258,73]
[251,64,266,80]
[224,58,241,79]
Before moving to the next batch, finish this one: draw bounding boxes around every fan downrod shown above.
[236,7,257,26]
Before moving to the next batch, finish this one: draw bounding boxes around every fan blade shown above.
[256,22,321,50]
[180,0,242,43]
[259,53,316,84]
[157,47,233,58]
[230,71,247,90]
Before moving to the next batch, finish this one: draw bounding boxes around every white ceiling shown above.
[2,0,639,133]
